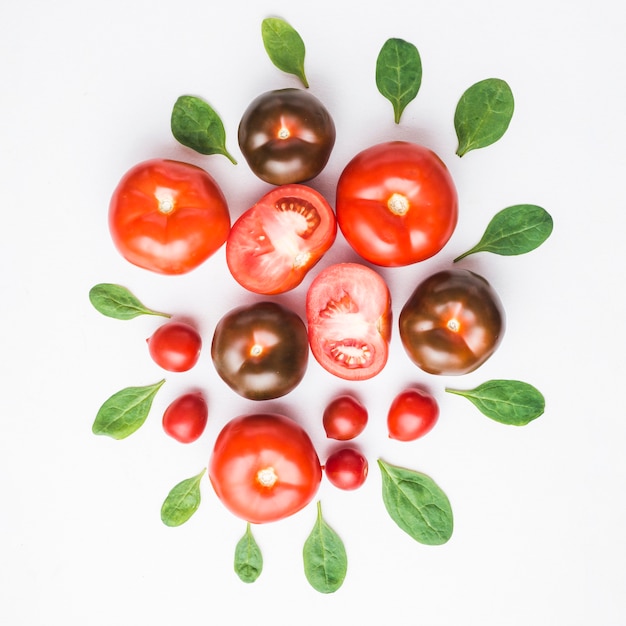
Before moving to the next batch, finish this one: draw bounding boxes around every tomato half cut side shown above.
[226,184,337,294]
[209,413,322,524]
[108,159,231,275]
[306,263,392,380]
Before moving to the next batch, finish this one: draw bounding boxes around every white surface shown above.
[2,0,625,624]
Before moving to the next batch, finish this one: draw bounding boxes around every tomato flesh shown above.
[209,413,322,524]
[226,184,336,294]
[306,263,392,380]
[108,159,230,274]
[336,141,458,266]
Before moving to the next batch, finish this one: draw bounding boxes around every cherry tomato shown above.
[306,263,392,381]
[238,88,336,185]
[399,269,505,375]
[322,395,368,440]
[147,321,202,372]
[387,388,439,442]
[324,448,368,491]
[162,392,208,443]
[209,413,322,524]
[108,159,230,274]
[335,141,458,266]
[211,301,308,400]
[226,184,336,294]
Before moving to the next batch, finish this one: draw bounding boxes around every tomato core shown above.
[256,466,278,488]
[388,193,410,216]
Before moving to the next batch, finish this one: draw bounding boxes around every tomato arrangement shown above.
[92,15,550,595]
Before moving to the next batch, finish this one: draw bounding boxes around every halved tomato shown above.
[305,263,392,380]
[226,184,336,294]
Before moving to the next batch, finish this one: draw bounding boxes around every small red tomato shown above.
[108,159,230,275]
[162,392,208,443]
[147,321,202,372]
[322,395,368,440]
[306,263,392,381]
[324,448,368,491]
[226,184,336,294]
[387,388,439,442]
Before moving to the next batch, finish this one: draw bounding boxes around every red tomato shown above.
[399,269,505,375]
[387,388,439,442]
[322,395,368,440]
[147,321,202,372]
[109,159,230,274]
[336,141,458,266]
[162,392,208,443]
[209,414,322,524]
[226,185,336,294]
[306,263,392,380]
[324,448,368,491]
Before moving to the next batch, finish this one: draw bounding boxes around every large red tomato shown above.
[226,184,336,294]
[306,263,392,380]
[209,413,322,524]
[335,141,458,266]
[109,159,230,274]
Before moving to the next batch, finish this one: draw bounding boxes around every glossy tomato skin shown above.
[324,448,368,491]
[211,301,309,400]
[209,413,322,524]
[323,395,368,440]
[226,184,336,294]
[238,89,336,185]
[387,388,439,442]
[147,321,202,372]
[399,269,505,375]
[306,263,392,381]
[162,392,208,443]
[336,142,458,266]
[109,159,230,274]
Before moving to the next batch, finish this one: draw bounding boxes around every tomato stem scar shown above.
[256,466,278,488]
[387,193,410,216]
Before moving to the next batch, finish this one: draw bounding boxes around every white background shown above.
[2,0,625,624]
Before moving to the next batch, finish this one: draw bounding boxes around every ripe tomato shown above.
[147,321,202,372]
[335,141,458,266]
[306,263,392,380]
[399,269,505,375]
[162,392,208,443]
[209,413,322,524]
[109,159,230,274]
[387,388,439,442]
[238,88,336,185]
[322,395,368,440]
[226,184,336,294]
[324,448,368,491]
[211,301,309,400]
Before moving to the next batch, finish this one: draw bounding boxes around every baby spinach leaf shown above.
[446,379,545,426]
[171,95,237,163]
[303,501,347,594]
[454,78,514,156]
[454,204,553,261]
[161,469,206,527]
[378,460,453,545]
[234,523,263,583]
[89,283,171,320]
[92,380,165,440]
[261,17,308,87]
[376,38,422,124]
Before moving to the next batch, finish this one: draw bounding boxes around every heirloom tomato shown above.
[324,448,368,491]
[209,413,322,524]
[335,141,458,266]
[226,184,336,294]
[211,301,308,400]
[306,263,392,381]
[238,88,336,185]
[322,395,368,440]
[147,321,202,372]
[399,269,505,375]
[387,388,439,442]
[108,159,230,274]
[162,392,208,444]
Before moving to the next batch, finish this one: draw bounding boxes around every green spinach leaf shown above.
[261,17,308,87]
[160,469,205,527]
[234,523,263,583]
[89,283,170,320]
